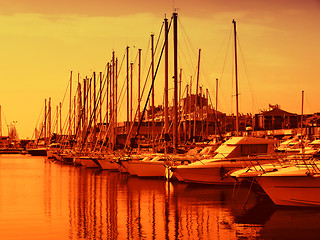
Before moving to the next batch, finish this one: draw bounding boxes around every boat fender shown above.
[181,160,190,165]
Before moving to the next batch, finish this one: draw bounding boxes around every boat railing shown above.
[234,153,320,174]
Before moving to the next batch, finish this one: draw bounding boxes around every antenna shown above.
[173,0,179,13]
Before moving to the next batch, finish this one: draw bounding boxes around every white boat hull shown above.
[259,174,320,207]
[173,163,238,185]
[129,161,166,177]
[97,158,119,171]
[77,157,100,168]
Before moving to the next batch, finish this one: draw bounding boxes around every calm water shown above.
[0,155,320,240]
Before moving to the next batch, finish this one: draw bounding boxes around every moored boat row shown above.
[41,135,320,208]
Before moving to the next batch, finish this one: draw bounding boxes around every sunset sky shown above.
[0,0,320,139]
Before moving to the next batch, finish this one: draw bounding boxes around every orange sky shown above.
[0,0,320,138]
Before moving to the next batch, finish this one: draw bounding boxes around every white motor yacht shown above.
[170,136,277,185]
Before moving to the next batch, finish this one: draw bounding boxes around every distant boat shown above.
[27,148,47,156]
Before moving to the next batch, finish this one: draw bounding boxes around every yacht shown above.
[252,160,320,207]
[170,136,277,185]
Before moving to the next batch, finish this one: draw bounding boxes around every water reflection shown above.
[0,155,319,239]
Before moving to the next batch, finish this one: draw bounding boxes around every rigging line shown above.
[71,75,94,147]
[79,71,111,152]
[127,50,140,112]
[0,107,8,137]
[217,26,233,113]
[218,26,233,86]
[128,16,173,152]
[178,18,198,60]
[178,20,198,76]
[207,91,223,141]
[237,36,259,113]
[305,93,313,114]
[114,49,127,119]
[60,72,72,110]
[30,104,44,141]
[70,72,94,140]
[93,71,113,152]
[124,20,168,148]
[92,71,116,152]
[178,43,196,79]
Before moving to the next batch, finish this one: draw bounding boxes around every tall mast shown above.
[0,105,2,137]
[164,17,169,154]
[138,49,142,123]
[200,86,203,139]
[301,90,304,154]
[106,63,109,125]
[93,72,96,129]
[189,76,192,141]
[77,78,82,141]
[77,74,81,135]
[69,71,72,138]
[179,68,182,142]
[151,33,155,152]
[130,62,133,124]
[115,57,118,141]
[126,46,130,135]
[83,78,87,142]
[206,88,209,139]
[100,72,102,125]
[193,49,201,143]
[44,99,47,141]
[48,97,51,143]
[233,19,239,136]
[112,52,115,148]
[56,105,59,139]
[59,102,62,138]
[215,78,218,137]
[173,12,178,152]
[186,84,189,142]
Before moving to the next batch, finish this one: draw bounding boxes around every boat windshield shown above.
[240,144,268,156]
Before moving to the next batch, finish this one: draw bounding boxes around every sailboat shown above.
[169,19,279,185]
[27,99,52,156]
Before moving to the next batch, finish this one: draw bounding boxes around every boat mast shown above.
[69,71,72,138]
[0,105,2,137]
[186,84,189,141]
[100,72,102,125]
[215,78,218,137]
[193,49,201,143]
[232,19,240,136]
[138,49,142,124]
[48,97,51,144]
[130,62,133,125]
[59,102,62,139]
[93,72,96,130]
[164,16,169,154]
[301,90,304,154]
[113,57,118,145]
[206,88,209,139]
[173,12,178,152]
[189,76,192,140]
[44,99,47,143]
[126,46,130,136]
[138,48,142,152]
[179,68,182,142]
[112,52,116,149]
[151,33,155,152]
